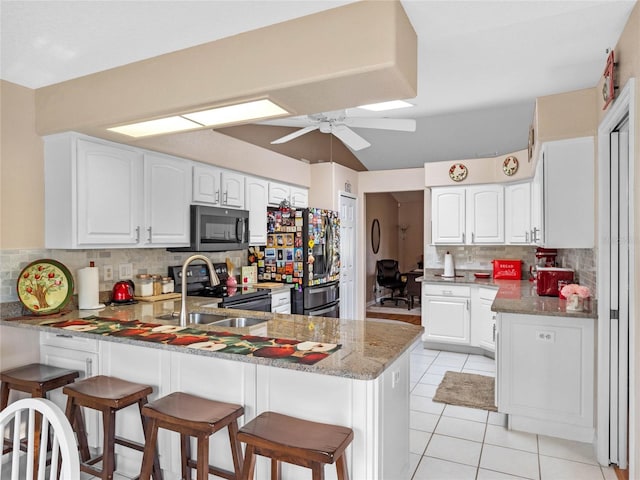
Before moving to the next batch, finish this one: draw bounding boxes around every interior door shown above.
[609,117,630,469]
[339,193,356,320]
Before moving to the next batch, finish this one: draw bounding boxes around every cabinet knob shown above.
[135,226,140,243]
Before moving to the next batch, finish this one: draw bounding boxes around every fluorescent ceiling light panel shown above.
[108,116,202,137]
[357,100,414,111]
[183,99,288,126]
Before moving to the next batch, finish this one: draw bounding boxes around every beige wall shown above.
[365,192,399,304]
[1,81,45,249]
[424,149,531,187]
[309,162,359,211]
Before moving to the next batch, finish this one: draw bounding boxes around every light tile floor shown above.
[79,342,617,480]
[409,342,617,480]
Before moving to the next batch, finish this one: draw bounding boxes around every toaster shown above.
[536,267,574,296]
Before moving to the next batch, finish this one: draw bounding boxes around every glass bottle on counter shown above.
[161,277,174,294]
[135,274,153,297]
[152,275,163,296]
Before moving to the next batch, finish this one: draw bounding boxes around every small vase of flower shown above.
[560,284,591,312]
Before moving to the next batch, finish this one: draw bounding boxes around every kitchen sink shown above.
[155,312,229,324]
[208,317,269,328]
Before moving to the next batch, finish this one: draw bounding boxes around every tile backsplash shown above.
[425,245,597,297]
[0,248,247,304]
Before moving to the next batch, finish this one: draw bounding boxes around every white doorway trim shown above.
[596,77,636,475]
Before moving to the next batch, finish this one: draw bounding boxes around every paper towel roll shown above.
[77,266,104,310]
[443,251,455,278]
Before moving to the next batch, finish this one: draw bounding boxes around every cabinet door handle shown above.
[466,299,470,310]
[525,231,529,243]
[492,323,497,342]
[215,190,220,203]
[86,358,93,377]
[442,290,453,295]
[224,191,228,204]
[135,226,140,243]
[55,334,73,338]
[147,226,152,242]
[471,232,475,243]
[462,232,465,243]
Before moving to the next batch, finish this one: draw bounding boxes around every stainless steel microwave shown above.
[169,205,249,252]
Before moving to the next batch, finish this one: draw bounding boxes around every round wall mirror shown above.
[371,219,380,254]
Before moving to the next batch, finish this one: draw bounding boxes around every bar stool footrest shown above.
[115,435,146,453]
[185,458,236,480]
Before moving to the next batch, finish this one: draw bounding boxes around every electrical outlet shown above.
[103,265,113,281]
[118,263,133,280]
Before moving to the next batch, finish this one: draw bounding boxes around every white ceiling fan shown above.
[264,110,416,151]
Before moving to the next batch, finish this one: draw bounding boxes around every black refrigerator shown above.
[251,207,340,316]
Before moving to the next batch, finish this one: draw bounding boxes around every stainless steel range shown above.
[169,263,271,312]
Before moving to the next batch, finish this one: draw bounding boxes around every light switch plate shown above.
[118,263,133,280]
[103,265,113,281]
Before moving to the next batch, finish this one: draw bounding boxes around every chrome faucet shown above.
[179,254,220,327]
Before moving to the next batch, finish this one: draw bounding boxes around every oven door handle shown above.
[307,300,340,317]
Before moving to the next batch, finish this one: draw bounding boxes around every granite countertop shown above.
[419,268,597,319]
[1,297,423,381]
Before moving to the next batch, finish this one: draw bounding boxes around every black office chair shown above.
[376,259,408,307]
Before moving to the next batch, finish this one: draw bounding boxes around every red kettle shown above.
[111,280,134,303]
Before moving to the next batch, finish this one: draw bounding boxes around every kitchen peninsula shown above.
[1,298,422,480]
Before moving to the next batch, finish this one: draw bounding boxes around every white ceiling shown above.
[1,0,636,170]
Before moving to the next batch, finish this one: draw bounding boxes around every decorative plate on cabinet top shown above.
[16,259,73,315]
[449,163,468,182]
[502,155,519,176]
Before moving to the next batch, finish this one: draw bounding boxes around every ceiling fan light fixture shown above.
[357,100,414,111]
[107,116,203,137]
[183,99,288,127]
[108,99,289,138]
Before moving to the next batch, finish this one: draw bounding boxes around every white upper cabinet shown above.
[431,185,504,244]
[530,157,544,245]
[542,137,594,248]
[221,171,245,209]
[505,182,531,244]
[290,186,309,208]
[143,153,191,245]
[268,181,309,208]
[192,164,222,205]
[431,187,466,244]
[245,176,268,245]
[268,182,291,206]
[193,165,245,209]
[466,185,504,244]
[75,139,142,246]
[45,134,191,249]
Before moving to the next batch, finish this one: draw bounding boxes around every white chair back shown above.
[0,397,80,480]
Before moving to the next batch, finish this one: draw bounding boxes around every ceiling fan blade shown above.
[343,117,416,132]
[270,125,319,144]
[331,125,371,151]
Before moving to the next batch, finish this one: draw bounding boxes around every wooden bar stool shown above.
[0,363,80,474]
[238,412,354,480]
[62,375,162,480]
[139,392,244,480]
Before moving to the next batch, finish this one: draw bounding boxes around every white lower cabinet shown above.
[38,334,409,479]
[270,289,291,314]
[496,312,595,442]
[40,333,100,449]
[422,285,471,344]
[472,287,498,352]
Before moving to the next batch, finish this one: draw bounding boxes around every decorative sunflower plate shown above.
[17,259,73,314]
